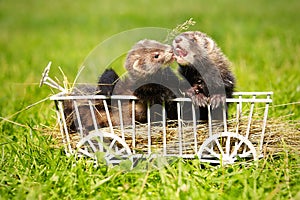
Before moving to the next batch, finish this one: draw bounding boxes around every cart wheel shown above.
[76,131,133,166]
[197,132,257,165]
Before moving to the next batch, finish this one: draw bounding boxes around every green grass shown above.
[1,0,300,199]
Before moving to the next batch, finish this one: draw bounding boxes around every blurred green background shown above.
[1,0,300,123]
[1,0,300,199]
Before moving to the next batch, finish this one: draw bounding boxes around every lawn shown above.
[0,0,300,199]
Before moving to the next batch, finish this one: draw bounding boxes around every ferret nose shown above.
[174,37,182,43]
[166,46,173,53]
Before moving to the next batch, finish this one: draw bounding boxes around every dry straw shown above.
[164,18,196,43]
[48,113,300,155]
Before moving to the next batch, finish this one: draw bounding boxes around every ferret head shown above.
[125,39,174,80]
[172,31,215,66]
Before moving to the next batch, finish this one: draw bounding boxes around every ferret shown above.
[110,39,182,124]
[64,39,183,133]
[172,31,235,120]
[63,69,119,134]
[97,68,119,96]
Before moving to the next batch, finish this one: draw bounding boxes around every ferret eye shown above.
[153,53,160,59]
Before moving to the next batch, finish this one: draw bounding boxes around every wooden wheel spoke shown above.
[204,147,220,159]
[225,135,231,156]
[109,138,117,149]
[87,140,97,152]
[78,148,94,158]
[230,140,244,159]
[238,150,253,158]
[215,139,225,155]
[115,147,128,156]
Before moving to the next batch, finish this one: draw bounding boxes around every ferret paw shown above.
[192,94,209,107]
[209,94,226,109]
[186,87,208,107]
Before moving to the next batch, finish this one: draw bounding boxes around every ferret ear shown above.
[205,37,215,53]
[132,59,140,71]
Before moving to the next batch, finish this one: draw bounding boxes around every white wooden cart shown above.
[50,92,272,166]
[41,63,272,166]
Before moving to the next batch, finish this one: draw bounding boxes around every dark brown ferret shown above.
[62,69,119,134]
[63,39,182,133]
[62,85,110,134]
[111,39,181,124]
[172,31,235,120]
